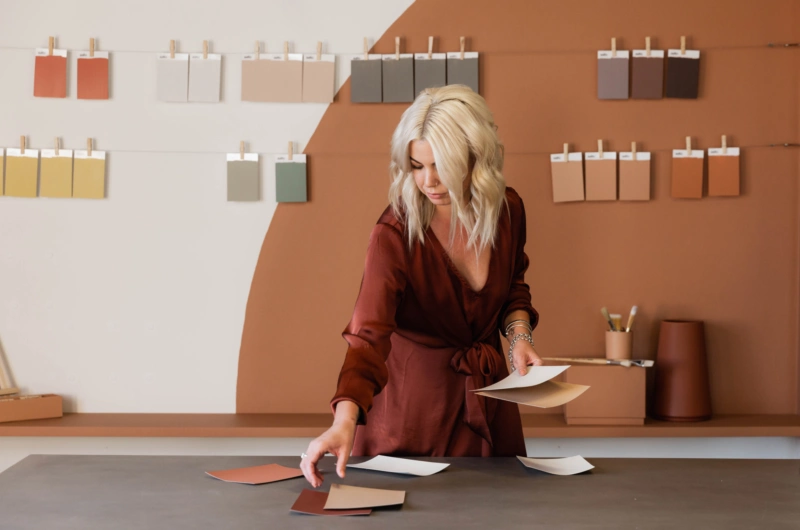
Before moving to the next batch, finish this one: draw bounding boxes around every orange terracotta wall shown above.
[237,0,800,415]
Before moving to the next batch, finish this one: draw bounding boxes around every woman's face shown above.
[410,140,451,206]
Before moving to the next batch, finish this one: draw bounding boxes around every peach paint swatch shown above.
[40,149,73,198]
[34,49,68,98]
[619,152,651,201]
[156,53,189,102]
[188,54,222,103]
[584,152,617,201]
[302,54,335,103]
[671,149,704,199]
[291,489,371,516]
[77,51,109,100]
[205,463,303,485]
[242,54,303,102]
[5,148,39,198]
[708,147,741,197]
[73,151,106,199]
[550,152,585,203]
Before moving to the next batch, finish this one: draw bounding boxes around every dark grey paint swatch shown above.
[350,58,382,103]
[598,57,630,99]
[382,57,414,103]
[631,56,664,99]
[227,160,259,201]
[414,57,446,97]
[447,57,479,94]
[276,162,307,203]
[666,56,700,99]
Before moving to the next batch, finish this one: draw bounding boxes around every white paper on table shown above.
[517,455,594,475]
[477,380,589,408]
[324,484,406,510]
[474,365,570,392]
[347,455,449,476]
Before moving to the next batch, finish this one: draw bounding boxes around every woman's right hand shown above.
[300,401,359,488]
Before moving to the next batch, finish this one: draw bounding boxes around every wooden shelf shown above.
[0,413,798,438]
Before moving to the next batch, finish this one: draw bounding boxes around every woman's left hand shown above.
[511,339,543,376]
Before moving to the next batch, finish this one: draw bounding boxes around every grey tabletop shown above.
[0,455,798,529]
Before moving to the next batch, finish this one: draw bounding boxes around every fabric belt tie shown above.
[449,341,503,447]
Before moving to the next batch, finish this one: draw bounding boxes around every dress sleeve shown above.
[330,222,407,424]
[498,192,540,333]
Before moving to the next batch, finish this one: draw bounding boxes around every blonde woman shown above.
[301,85,542,487]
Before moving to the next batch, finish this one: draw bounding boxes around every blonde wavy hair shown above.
[388,85,507,254]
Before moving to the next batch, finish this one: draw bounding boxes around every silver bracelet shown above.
[507,332,534,370]
[504,319,532,337]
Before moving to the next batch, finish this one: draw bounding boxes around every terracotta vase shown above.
[653,320,712,421]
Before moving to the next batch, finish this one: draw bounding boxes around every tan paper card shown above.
[708,147,740,197]
[73,150,106,199]
[551,153,585,203]
[291,489,371,516]
[477,380,589,408]
[244,53,303,103]
[5,148,39,198]
[40,149,73,198]
[324,484,406,510]
[584,152,617,201]
[517,455,594,475]
[302,54,335,103]
[671,149,704,199]
[474,365,569,392]
[206,463,303,485]
[619,152,651,201]
[347,455,449,476]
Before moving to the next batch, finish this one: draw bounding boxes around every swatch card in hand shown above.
[477,380,589,408]
[188,53,222,103]
[585,151,617,201]
[40,148,74,198]
[447,51,479,94]
[276,154,307,203]
[671,148,704,199]
[708,147,740,197]
[5,148,39,198]
[156,52,189,102]
[302,54,336,103]
[551,152,585,203]
[382,53,414,103]
[597,50,629,100]
[77,51,110,100]
[631,49,664,99]
[34,48,68,98]
[414,53,446,95]
[227,153,259,201]
[666,49,700,99]
[619,151,651,201]
[350,54,383,102]
[73,150,106,199]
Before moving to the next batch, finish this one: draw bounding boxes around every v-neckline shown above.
[428,226,494,296]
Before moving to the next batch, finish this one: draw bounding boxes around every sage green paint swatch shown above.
[276,162,307,203]
[227,160,259,201]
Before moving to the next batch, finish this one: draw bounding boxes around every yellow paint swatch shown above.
[40,149,73,198]
[0,148,4,196]
[5,148,39,198]
[73,151,106,199]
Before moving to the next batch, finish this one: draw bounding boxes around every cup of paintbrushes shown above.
[601,308,637,360]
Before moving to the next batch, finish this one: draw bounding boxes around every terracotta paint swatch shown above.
[188,53,222,103]
[276,154,307,203]
[414,53,446,96]
[382,54,414,103]
[227,154,259,201]
[550,152,585,203]
[619,152,651,201]
[5,149,39,197]
[205,463,303,485]
[302,54,336,103]
[446,51,479,94]
[156,53,189,102]
[40,149,73,198]
[477,380,590,408]
[597,50,629,100]
[584,152,617,201]
[73,151,106,199]
[324,484,406,510]
[517,455,595,476]
[350,55,383,102]
[665,49,700,99]
[631,50,664,99]
[708,147,741,197]
[671,149,704,199]
[34,49,68,98]
[77,51,109,100]
[290,489,371,517]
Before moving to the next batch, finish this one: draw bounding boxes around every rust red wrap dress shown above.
[331,187,538,457]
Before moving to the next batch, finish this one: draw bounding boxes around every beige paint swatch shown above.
[619,152,651,201]
[477,380,589,408]
[324,484,406,510]
[5,148,39,198]
[475,365,569,392]
[517,455,594,475]
[671,150,704,199]
[156,53,189,102]
[584,152,617,201]
[40,149,73,198]
[551,153,585,203]
[227,153,260,201]
[242,54,303,102]
[73,151,106,199]
[708,147,741,197]
[205,463,303,485]
[188,54,222,103]
[302,54,335,103]
[347,455,449,476]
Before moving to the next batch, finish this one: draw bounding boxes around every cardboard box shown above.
[564,366,645,425]
[0,394,63,423]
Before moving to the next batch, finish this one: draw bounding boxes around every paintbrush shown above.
[600,307,616,331]
[543,357,654,368]
[625,305,638,332]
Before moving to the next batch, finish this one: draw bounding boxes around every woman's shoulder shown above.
[376,204,406,234]
[504,186,527,221]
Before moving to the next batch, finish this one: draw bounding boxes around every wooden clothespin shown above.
[20,136,25,154]
[428,36,434,59]
[288,141,294,161]
[55,137,60,156]
[563,143,569,158]
[316,42,322,61]
[597,139,604,157]
[283,41,289,61]
[363,37,369,60]
[685,136,692,153]
[680,36,686,56]
[90,38,95,57]
[611,38,617,58]
[645,37,651,57]
[203,40,208,59]
[87,138,93,157]
[722,135,727,155]
[255,41,260,60]
[48,36,55,56]
[240,141,245,160]
[170,40,175,59]
[631,141,637,161]
[395,37,400,60]
[459,36,466,60]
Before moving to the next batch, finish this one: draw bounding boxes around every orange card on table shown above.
[34,48,68,98]
[205,463,303,485]
[78,51,110,100]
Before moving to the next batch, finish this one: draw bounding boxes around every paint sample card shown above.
[34,49,68,98]
[156,53,189,102]
[619,151,651,201]
[188,54,222,103]
[671,149,704,199]
[302,54,336,103]
[73,151,106,199]
[447,51,479,94]
[477,380,589,408]
[5,148,39,197]
[0,148,4,195]
[666,49,700,99]
[350,55,383,102]
[414,53,446,96]
[206,463,303,485]
[40,149,73,198]
[597,50,630,99]
[276,154,307,203]
[77,51,110,100]
[382,54,414,103]
[241,54,267,102]
[550,153,585,203]
[475,365,569,392]
[347,456,450,476]
[324,484,405,510]
[631,50,664,99]
[585,152,617,201]
[227,153,259,201]
[517,455,594,476]
[291,489,371,516]
[708,147,741,197]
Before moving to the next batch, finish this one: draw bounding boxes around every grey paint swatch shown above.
[227,160,259,201]
[382,57,414,103]
[598,57,630,99]
[157,56,189,102]
[414,56,446,97]
[276,162,307,203]
[188,56,221,103]
[446,57,479,94]
[351,58,382,103]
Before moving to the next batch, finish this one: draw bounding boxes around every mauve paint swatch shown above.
[597,51,629,100]
[666,51,700,99]
[631,51,664,99]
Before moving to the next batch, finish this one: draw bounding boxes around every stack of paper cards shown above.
[206,463,303,485]
[325,484,405,510]
[291,489,371,517]
[474,365,589,408]
[347,455,449,476]
[517,455,594,476]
